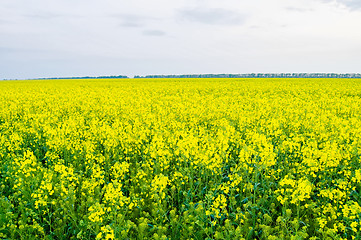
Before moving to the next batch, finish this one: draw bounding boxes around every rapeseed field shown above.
[0,78,361,239]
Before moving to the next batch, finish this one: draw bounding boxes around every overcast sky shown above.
[1,0,361,79]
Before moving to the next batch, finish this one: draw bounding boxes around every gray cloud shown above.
[321,0,361,10]
[178,7,246,25]
[120,22,142,28]
[337,0,361,9]
[0,47,15,54]
[118,15,144,28]
[116,14,157,28]
[142,30,166,36]
[0,47,53,65]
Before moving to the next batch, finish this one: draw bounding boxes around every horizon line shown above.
[2,72,361,81]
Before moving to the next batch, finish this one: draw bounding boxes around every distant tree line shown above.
[134,73,361,78]
[36,75,129,80]
[4,73,361,81]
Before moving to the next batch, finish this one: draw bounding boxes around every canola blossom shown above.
[0,78,361,239]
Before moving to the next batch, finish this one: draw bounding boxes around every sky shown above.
[1,0,361,79]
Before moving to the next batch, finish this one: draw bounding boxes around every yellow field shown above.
[1,78,361,239]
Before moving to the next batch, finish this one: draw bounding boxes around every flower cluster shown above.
[1,78,361,239]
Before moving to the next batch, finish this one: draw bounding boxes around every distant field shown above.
[1,78,361,239]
